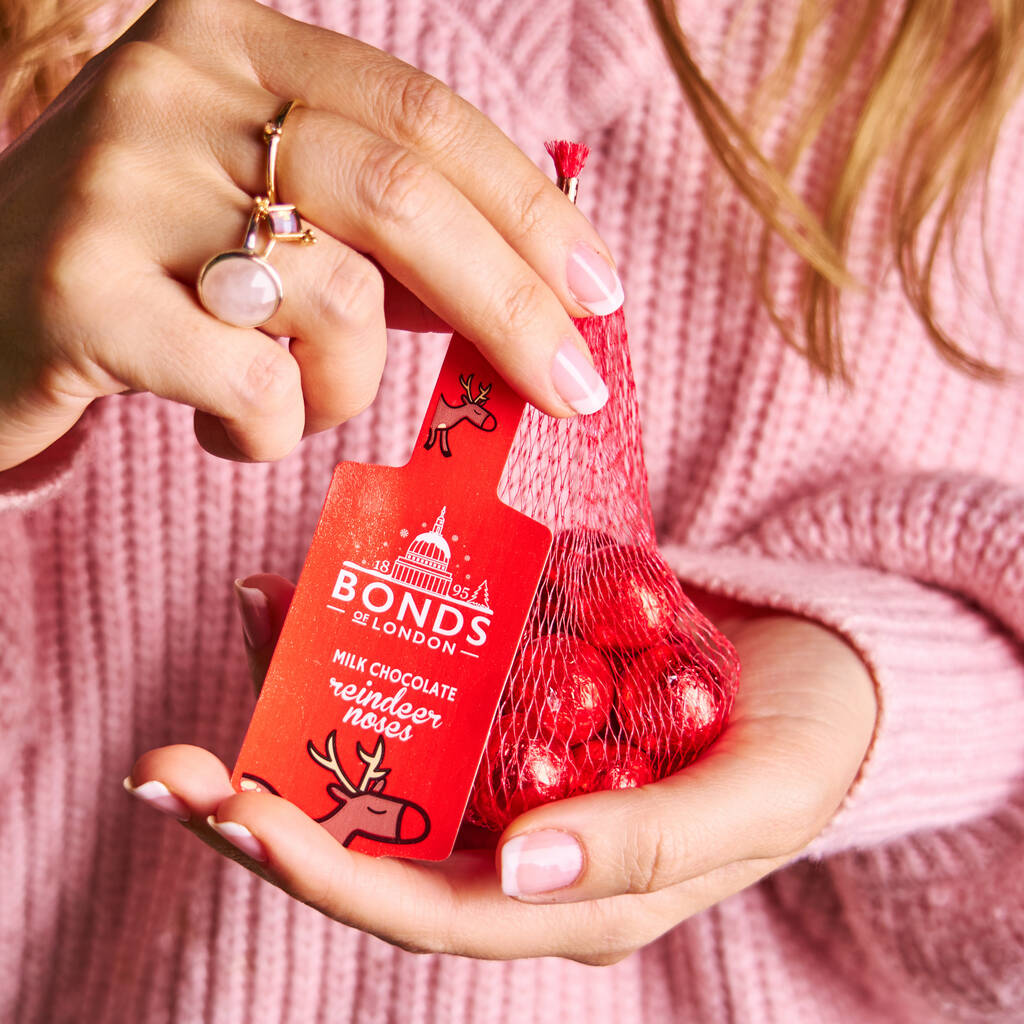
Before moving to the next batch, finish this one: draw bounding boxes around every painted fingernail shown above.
[501,830,584,898]
[552,342,609,415]
[234,578,272,650]
[567,243,624,316]
[207,817,269,863]
[123,777,191,822]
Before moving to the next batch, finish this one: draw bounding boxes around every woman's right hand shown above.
[0,0,621,471]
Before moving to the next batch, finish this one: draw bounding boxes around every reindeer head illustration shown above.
[423,373,497,457]
[306,732,430,848]
[455,374,496,429]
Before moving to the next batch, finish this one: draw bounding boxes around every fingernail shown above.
[234,578,272,650]
[123,777,191,822]
[552,342,609,415]
[501,830,584,898]
[207,816,269,863]
[567,243,624,316]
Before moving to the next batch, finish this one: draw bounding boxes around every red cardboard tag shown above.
[231,335,551,860]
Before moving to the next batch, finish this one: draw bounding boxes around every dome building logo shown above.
[378,506,491,612]
[391,508,455,597]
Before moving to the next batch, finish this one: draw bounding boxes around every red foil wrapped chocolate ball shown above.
[616,642,725,768]
[541,528,614,589]
[507,634,614,745]
[534,528,614,628]
[570,738,654,794]
[469,712,576,830]
[573,545,683,651]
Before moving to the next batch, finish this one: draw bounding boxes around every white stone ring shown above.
[197,99,316,328]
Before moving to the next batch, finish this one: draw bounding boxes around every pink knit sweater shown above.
[3,1,1023,1021]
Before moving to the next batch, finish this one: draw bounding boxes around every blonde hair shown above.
[3,0,1022,378]
[0,0,106,136]
[646,0,1024,379]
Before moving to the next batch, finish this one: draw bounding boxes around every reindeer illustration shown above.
[311,732,431,846]
[240,733,429,848]
[423,374,496,457]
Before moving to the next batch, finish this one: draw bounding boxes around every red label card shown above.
[231,335,551,860]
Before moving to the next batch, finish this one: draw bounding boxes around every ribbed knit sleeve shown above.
[663,471,1024,855]
[0,513,36,769]
[0,412,94,514]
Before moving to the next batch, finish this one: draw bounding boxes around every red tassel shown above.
[544,139,591,181]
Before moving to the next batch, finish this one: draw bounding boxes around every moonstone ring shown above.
[197,100,315,328]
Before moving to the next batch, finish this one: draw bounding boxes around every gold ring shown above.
[196,99,316,328]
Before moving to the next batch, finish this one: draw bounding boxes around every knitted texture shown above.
[2,0,1023,1022]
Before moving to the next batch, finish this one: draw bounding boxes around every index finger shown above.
[269,107,607,416]
[239,9,622,314]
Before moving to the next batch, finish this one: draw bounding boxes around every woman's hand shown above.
[126,576,878,964]
[0,0,619,471]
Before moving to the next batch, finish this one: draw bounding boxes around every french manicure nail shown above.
[567,243,624,316]
[552,341,609,415]
[234,578,272,650]
[123,777,191,822]
[501,830,584,898]
[207,817,269,863]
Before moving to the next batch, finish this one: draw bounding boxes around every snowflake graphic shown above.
[465,574,471,580]
[463,555,471,562]
[399,528,409,538]
[452,534,459,542]
[421,522,427,528]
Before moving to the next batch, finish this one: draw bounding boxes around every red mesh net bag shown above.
[465,142,741,831]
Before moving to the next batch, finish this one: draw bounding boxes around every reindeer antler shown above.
[308,732,392,796]
[307,730,359,797]
[356,738,390,793]
[458,374,491,405]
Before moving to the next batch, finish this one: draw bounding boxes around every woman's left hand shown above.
[127,576,877,965]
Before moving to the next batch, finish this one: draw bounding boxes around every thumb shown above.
[0,386,91,472]
[233,573,295,693]
[494,736,808,905]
